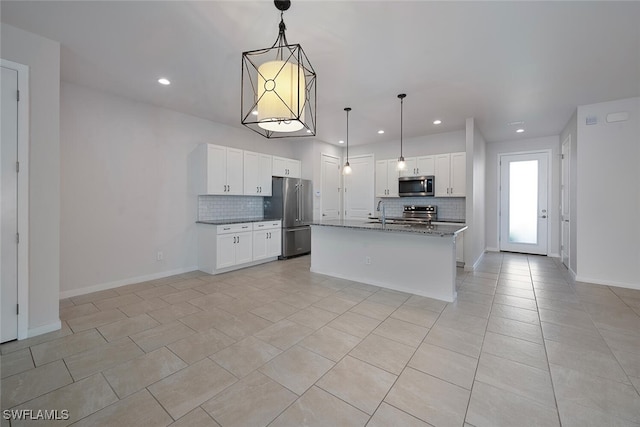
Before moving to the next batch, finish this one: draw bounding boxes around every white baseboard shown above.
[464,251,486,271]
[485,247,500,252]
[548,252,560,258]
[59,266,199,299]
[567,266,577,280]
[28,320,62,338]
[574,275,640,291]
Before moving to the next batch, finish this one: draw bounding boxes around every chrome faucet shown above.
[376,200,386,226]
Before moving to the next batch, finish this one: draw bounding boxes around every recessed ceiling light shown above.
[158,78,171,85]
[339,140,344,144]
[377,130,385,134]
[433,119,442,125]
[508,121,525,126]
[516,128,525,133]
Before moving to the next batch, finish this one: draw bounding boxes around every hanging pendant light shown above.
[343,107,352,175]
[397,93,407,171]
[241,0,317,138]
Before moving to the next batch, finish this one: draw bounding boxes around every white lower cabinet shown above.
[198,220,282,274]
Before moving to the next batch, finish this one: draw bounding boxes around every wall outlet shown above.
[156,251,163,261]
[365,256,371,265]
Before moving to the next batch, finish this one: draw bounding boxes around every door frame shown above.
[497,149,552,256]
[561,135,571,268]
[320,152,341,219]
[343,153,375,219]
[1,59,30,340]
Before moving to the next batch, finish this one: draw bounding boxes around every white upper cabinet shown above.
[400,155,435,177]
[196,144,243,195]
[243,151,272,196]
[435,152,466,197]
[272,156,301,178]
[375,159,399,197]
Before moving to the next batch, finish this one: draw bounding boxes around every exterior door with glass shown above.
[499,151,549,255]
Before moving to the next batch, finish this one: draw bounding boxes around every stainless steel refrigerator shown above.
[264,177,313,259]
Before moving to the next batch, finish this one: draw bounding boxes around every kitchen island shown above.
[309,219,467,302]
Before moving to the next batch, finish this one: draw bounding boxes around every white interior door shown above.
[321,154,340,219]
[344,154,374,219]
[499,151,549,255]
[561,137,571,267]
[1,65,19,343]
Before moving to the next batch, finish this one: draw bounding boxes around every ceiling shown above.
[2,1,639,146]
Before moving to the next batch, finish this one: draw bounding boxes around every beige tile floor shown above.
[2,252,640,426]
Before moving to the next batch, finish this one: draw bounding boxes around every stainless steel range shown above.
[402,205,437,223]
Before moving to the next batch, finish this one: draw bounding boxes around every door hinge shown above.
[17,304,20,315]
[561,154,565,159]
[17,90,20,101]
[16,161,20,173]
[16,232,20,244]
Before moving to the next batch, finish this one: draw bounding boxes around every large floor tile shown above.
[250,301,299,322]
[299,326,361,362]
[210,336,281,378]
[424,324,484,358]
[148,301,202,324]
[64,337,144,380]
[390,304,440,327]
[30,329,106,366]
[253,319,313,350]
[148,358,237,420]
[1,360,73,408]
[327,311,381,339]
[96,313,160,341]
[66,309,128,333]
[317,356,397,415]
[70,289,120,306]
[475,352,556,408]
[0,348,34,378]
[402,295,448,313]
[541,321,610,353]
[167,327,235,364]
[487,315,543,344]
[259,345,334,395]
[0,322,73,355]
[467,380,560,427]
[188,292,236,310]
[118,297,169,317]
[130,321,195,352]
[269,386,369,427]
[349,333,415,375]
[59,302,99,321]
[287,305,338,330]
[366,289,410,307]
[385,367,470,427]
[482,332,548,371]
[368,402,431,427]
[550,364,640,423]
[201,371,297,427]
[434,310,488,336]
[349,300,397,320]
[103,347,187,398]
[545,339,629,383]
[408,342,478,390]
[10,373,118,427]
[72,389,173,427]
[169,408,220,427]
[373,317,428,347]
[312,295,359,314]
[538,307,598,332]
[490,303,540,324]
[212,311,273,339]
[557,398,640,427]
[94,293,143,311]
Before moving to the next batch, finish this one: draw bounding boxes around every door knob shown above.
[540,215,547,219]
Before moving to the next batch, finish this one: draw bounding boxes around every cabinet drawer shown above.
[253,220,282,231]
[217,223,253,234]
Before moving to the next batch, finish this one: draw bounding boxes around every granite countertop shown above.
[309,219,467,236]
[196,217,281,225]
[367,216,466,224]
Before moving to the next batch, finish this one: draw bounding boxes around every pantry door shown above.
[499,151,549,255]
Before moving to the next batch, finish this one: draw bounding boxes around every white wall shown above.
[1,24,61,333]
[576,97,640,289]
[485,136,561,255]
[464,118,486,269]
[348,130,466,160]
[60,83,301,296]
[560,110,578,275]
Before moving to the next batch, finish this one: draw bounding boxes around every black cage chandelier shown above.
[241,0,317,138]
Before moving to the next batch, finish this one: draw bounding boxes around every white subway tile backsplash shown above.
[198,196,264,221]
[375,197,465,221]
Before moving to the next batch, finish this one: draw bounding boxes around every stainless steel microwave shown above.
[398,175,434,197]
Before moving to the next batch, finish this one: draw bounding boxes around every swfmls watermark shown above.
[3,409,70,421]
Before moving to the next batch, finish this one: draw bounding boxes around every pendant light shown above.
[241,0,317,138]
[343,107,352,175]
[397,93,407,171]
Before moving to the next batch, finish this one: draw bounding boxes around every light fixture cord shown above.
[346,109,349,161]
[400,96,404,157]
[273,11,288,60]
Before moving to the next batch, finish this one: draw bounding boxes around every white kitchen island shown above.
[310,220,467,302]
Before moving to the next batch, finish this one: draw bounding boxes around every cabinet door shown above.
[216,234,236,269]
[272,156,286,177]
[207,144,227,195]
[267,228,282,257]
[259,154,273,195]
[386,160,399,197]
[434,154,451,197]
[416,155,435,176]
[287,159,301,178]
[399,158,417,177]
[226,147,244,195]
[375,160,388,197]
[243,151,260,195]
[235,232,253,265]
[450,152,466,197]
[252,229,269,261]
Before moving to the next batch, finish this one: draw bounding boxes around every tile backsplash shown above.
[374,197,466,221]
[198,195,264,221]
